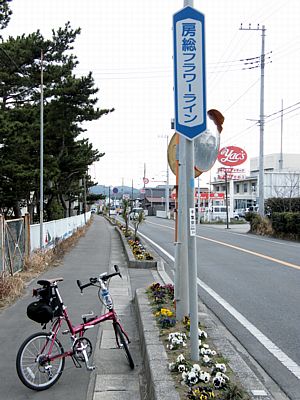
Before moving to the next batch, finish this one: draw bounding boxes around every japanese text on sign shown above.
[182,22,198,124]
[173,6,206,139]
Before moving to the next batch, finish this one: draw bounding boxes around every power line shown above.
[223,78,259,113]
[265,105,300,124]
[265,101,300,119]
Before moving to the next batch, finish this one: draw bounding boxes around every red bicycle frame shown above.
[45,299,130,363]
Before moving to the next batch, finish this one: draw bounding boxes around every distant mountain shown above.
[89,185,140,198]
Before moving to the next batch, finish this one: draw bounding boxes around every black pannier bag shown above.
[27,301,54,324]
[27,285,62,324]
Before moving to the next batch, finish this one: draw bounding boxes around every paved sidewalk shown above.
[90,219,156,400]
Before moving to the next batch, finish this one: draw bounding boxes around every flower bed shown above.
[117,222,154,261]
[147,282,250,400]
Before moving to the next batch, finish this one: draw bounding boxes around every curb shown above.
[134,288,180,400]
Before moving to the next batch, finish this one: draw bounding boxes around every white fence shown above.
[30,212,91,252]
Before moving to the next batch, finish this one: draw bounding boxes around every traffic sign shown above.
[143,177,149,184]
[173,6,206,140]
[112,187,118,194]
[140,189,146,194]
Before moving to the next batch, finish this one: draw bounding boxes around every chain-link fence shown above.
[0,215,29,275]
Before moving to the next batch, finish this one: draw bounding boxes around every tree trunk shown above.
[12,201,21,218]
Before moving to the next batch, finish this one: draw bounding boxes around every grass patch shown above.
[0,220,92,310]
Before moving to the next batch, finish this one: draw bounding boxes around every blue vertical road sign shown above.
[173,6,206,140]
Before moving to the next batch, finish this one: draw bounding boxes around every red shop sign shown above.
[217,146,247,167]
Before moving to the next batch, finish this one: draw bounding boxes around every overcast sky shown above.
[5,0,300,189]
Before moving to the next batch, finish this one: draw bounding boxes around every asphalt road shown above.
[134,216,300,400]
[0,217,112,400]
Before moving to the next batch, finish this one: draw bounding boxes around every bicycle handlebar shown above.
[77,265,122,293]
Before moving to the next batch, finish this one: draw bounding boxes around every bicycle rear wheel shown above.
[114,323,134,369]
[16,332,65,391]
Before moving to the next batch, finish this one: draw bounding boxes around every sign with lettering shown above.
[173,6,206,140]
[217,167,246,180]
[189,208,196,236]
[217,146,247,166]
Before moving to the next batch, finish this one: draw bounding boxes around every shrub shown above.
[265,197,300,213]
[245,212,273,235]
[272,212,300,236]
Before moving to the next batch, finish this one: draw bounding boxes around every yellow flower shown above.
[160,308,173,317]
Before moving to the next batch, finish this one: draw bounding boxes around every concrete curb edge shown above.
[134,288,180,400]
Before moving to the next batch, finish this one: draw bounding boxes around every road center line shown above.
[196,234,300,270]
[138,228,300,380]
[145,219,300,271]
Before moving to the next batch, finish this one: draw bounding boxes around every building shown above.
[211,153,300,215]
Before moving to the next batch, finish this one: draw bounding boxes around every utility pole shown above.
[279,99,283,170]
[83,174,87,224]
[166,137,170,219]
[240,24,266,217]
[225,170,229,229]
[39,50,44,249]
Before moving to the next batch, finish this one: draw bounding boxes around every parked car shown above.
[109,206,117,216]
[236,206,258,218]
[129,207,144,220]
[204,206,240,221]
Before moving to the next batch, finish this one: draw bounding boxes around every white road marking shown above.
[145,219,300,271]
[138,228,300,380]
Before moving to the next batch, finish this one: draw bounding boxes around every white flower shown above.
[213,375,225,388]
[192,364,201,372]
[183,342,187,347]
[200,371,211,383]
[215,371,229,381]
[200,347,211,355]
[215,363,226,373]
[177,354,185,363]
[169,344,173,350]
[198,329,208,338]
[203,355,210,363]
[198,339,202,347]
[182,371,189,382]
[202,344,210,349]
[168,362,176,371]
[187,371,198,385]
[211,350,217,356]
[178,364,186,372]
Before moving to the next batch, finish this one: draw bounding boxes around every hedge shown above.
[271,212,300,235]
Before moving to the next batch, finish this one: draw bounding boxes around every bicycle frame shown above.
[17,267,134,391]
[44,286,130,364]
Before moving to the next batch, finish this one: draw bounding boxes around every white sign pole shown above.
[173,0,207,361]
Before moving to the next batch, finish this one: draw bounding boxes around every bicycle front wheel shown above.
[16,332,65,391]
[114,323,134,369]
